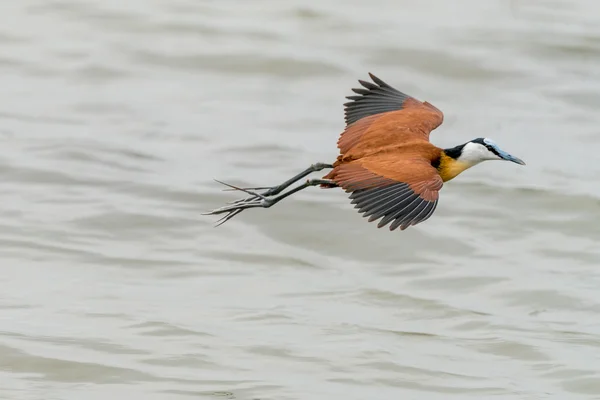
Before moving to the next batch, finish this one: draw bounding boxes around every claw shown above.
[202,197,270,217]
[214,209,243,227]
[227,196,260,205]
[203,180,274,226]
[214,179,269,201]
[215,180,278,198]
[222,186,272,192]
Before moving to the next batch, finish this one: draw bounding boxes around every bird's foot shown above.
[203,180,275,226]
[223,185,281,200]
[222,185,273,194]
[213,179,271,200]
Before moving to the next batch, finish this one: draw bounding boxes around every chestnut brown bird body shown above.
[205,73,525,231]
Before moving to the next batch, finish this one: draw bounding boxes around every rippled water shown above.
[1,0,600,399]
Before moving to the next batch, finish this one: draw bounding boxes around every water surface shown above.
[1,0,600,399]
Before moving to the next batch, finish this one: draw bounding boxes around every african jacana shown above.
[205,73,525,231]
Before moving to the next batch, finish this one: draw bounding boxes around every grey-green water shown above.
[1,1,600,399]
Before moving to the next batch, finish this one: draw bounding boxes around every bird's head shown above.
[456,137,526,166]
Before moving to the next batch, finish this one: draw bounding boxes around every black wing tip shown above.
[356,72,387,92]
[348,182,439,232]
[357,79,377,91]
[394,199,439,231]
[366,72,388,88]
[343,72,411,126]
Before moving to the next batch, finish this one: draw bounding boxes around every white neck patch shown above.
[458,142,500,165]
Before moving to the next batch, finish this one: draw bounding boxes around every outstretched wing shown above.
[325,156,443,231]
[344,73,444,128]
[339,73,444,150]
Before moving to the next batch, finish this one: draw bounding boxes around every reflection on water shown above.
[0,0,599,399]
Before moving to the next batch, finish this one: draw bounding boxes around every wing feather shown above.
[343,72,444,132]
[335,73,445,160]
[324,73,446,230]
[325,161,443,231]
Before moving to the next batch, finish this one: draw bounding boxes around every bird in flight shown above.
[204,73,525,231]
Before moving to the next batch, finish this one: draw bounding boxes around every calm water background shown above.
[1,0,600,399]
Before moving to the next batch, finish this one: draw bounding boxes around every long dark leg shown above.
[203,178,337,226]
[224,162,334,197]
[204,163,334,226]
